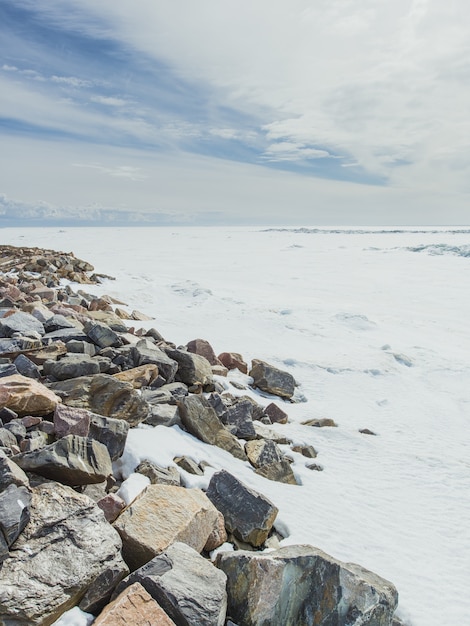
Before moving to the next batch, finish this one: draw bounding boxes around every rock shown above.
[211,364,228,376]
[249,359,295,398]
[49,373,149,427]
[264,402,289,424]
[292,444,318,458]
[114,542,227,626]
[66,339,96,356]
[218,399,257,440]
[0,336,43,358]
[245,439,282,467]
[3,419,27,442]
[13,353,41,379]
[165,347,214,387]
[22,301,55,323]
[0,311,45,337]
[360,428,377,435]
[0,483,31,548]
[204,510,228,552]
[144,402,181,427]
[216,544,399,626]
[89,413,129,461]
[42,327,89,343]
[0,362,18,377]
[186,338,222,366]
[0,374,62,416]
[24,340,68,365]
[43,314,78,332]
[0,427,17,449]
[93,582,176,626]
[253,421,291,444]
[206,470,278,547]
[307,462,324,471]
[178,395,247,461]
[54,403,91,438]
[14,435,112,485]
[143,382,189,405]
[43,353,101,380]
[134,460,181,486]
[218,352,248,374]
[113,364,159,388]
[0,454,30,492]
[132,339,178,383]
[97,493,127,523]
[113,484,221,571]
[174,455,203,475]
[303,417,338,427]
[255,458,298,485]
[85,321,122,348]
[0,481,127,625]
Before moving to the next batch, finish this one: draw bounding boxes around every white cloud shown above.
[51,75,92,88]
[263,142,331,162]
[90,95,128,107]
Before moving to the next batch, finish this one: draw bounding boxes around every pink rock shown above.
[264,402,289,424]
[187,338,222,366]
[218,352,248,374]
[97,493,127,523]
[54,404,91,438]
[21,416,42,428]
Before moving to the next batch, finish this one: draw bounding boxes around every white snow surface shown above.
[4,225,470,626]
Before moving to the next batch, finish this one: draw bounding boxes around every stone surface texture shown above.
[0,374,62,416]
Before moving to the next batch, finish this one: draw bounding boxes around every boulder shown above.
[0,374,61,416]
[66,339,96,356]
[218,352,248,374]
[43,354,101,380]
[113,484,221,571]
[0,427,17,449]
[24,340,68,365]
[93,582,176,626]
[165,347,214,387]
[253,421,291,444]
[13,435,112,485]
[85,321,122,349]
[0,311,45,337]
[0,483,31,548]
[186,338,222,366]
[134,460,181,486]
[144,402,181,427]
[0,454,30,492]
[218,399,257,440]
[249,359,295,399]
[174,455,203,475]
[0,336,43,358]
[255,459,298,485]
[89,413,129,461]
[216,544,399,626]
[113,364,159,388]
[178,395,247,461]
[13,353,41,379]
[264,402,289,424]
[97,493,127,523]
[0,362,18,378]
[245,439,282,467]
[54,403,91,438]
[114,542,227,626]
[0,482,128,626]
[49,373,149,427]
[143,382,188,405]
[292,444,318,458]
[132,340,178,383]
[43,314,77,332]
[206,470,278,547]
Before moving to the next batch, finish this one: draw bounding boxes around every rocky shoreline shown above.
[0,244,404,625]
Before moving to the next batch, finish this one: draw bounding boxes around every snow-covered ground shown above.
[4,225,470,626]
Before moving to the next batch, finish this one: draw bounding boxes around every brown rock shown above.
[94,582,176,626]
[264,402,289,424]
[302,418,338,428]
[97,493,127,523]
[113,364,159,388]
[25,341,68,365]
[204,510,228,552]
[186,338,222,366]
[0,374,61,416]
[113,484,220,571]
[218,351,248,374]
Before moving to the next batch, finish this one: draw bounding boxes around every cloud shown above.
[90,95,128,106]
[51,75,92,88]
[73,163,147,181]
[263,142,331,162]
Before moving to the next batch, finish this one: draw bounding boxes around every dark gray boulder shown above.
[0,312,45,338]
[249,359,295,399]
[114,541,227,626]
[13,354,41,379]
[0,363,18,378]
[43,354,101,380]
[218,399,256,440]
[89,413,129,461]
[132,339,178,383]
[206,470,278,547]
[216,544,399,626]
[85,321,123,349]
[144,402,181,427]
[0,483,31,549]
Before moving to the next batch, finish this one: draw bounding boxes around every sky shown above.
[1,0,469,226]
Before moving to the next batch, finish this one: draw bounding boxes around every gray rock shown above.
[43,353,101,380]
[49,373,150,427]
[292,444,318,458]
[66,339,96,356]
[42,327,89,343]
[79,560,130,615]
[0,481,127,625]
[3,420,27,442]
[134,460,181,486]
[216,544,399,626]
[255,458,299,485]
[219,399,256,440]
[0,454,29,492]
[165,347,214,387]
[0,362,18,378]
[174,455,203,475]
[0,428,17,449]
[114,541,227,626]
[43,314,77,332]
[13,354,41,379]
[14,435,112,485]
[0,483,31,548]
[245,439,282,468]
[206,470,278,547]
[0,311,45,338]
[85,321,123,349]
[249,359,296,399]
[144,402,181,427]
[302,417,338,428]
[0,336,43,358]
[132,339,178,383]
[89,413,129,461]
[178,396,247,461]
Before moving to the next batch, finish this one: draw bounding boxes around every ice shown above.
[2,225,470,626]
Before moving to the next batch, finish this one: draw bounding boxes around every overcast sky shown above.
[1,0,469,225]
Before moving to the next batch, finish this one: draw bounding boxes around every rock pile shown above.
[0,245,402,625]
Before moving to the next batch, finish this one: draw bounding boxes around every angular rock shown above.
[54,403,91,438]
[165,347,214,387]
[93,582,176,626]
[178,395,246,461]
[114,542,227,626]
[204,510,228,552]
[174,455,203,475]
[0,362,18,378]
[245,439,282,468]
[66,339,96,356]
[113,484,221,571]
[132,340,178,383]
[0,336,43,358]
[43,353,101,380]
[0,454,30,492]
[3,419,27,442]
[303,417,338,428]
[219,399,256,440]
[264,402,289,424]
[89,413,129,461]
[254,421,291,444]
[0,311,45,338]
[0,374,62,416]
[292,444,318,458]
[24,340,68,365]
[0,483,31,548]
[97,493,127,523]
[43,313,77,332]
[144,402,181,427]
[249,359,295,399]
[216,544,399,626]
[134,460,181,486]
[0,482,127,625]
[85,321,122,348]
[186,338,222,366]
[113,364,159,388]
[218,352,248,374]
[42,327,89,343]
[143,382,188,405]
[49,373,149,427]
[0,427,17,449]
[206,470,278,547]
[255,458,298,485]
[13,353,41,379]
[14,435,112,485]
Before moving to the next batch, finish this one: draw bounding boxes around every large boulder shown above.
[113,484,222,571]
[0,374,62,416]
[249,359,295,399]
[49,373,149,427]
[13,435,112,485]
[178,395,247,461]
[0,453,29,492]
[186,338,222,366]
[245,439,298,485]
[113,364,159,388]
[216,544,399,626]
[0,482,128,626]
[43,354,101,380]
[132,340,178,383]
[206,470,278,547]
[218,399,257,440]
[93,582,176,626]
[114,542,227,626]
[165,347,214,386]
[89,413,129,461]
[84,321,122,349]
[0,311,45,337]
